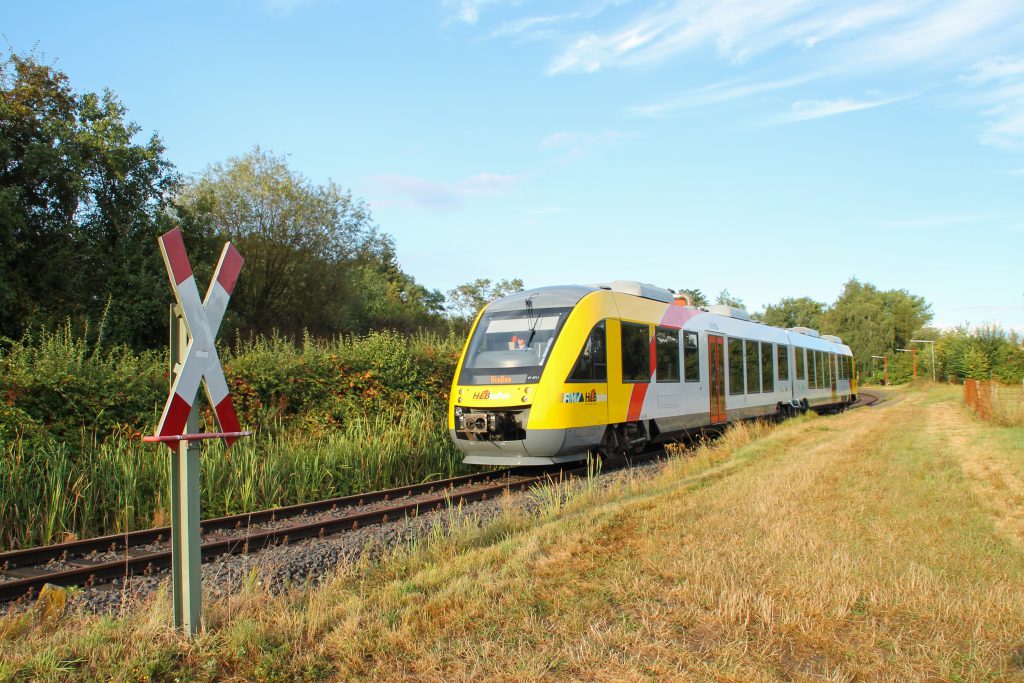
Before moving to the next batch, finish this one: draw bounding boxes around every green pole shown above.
[169,305,203,635]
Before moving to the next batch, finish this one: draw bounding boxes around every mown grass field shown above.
[4,384,1024,681]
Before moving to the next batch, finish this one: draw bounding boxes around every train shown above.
[448,281,856,466]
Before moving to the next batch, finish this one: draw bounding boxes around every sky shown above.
[4,0,1024,331]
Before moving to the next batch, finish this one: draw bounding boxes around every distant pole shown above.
[896,348,917,380]
[910,339,937,382]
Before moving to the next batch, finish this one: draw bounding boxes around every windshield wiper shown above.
[524,297,538,348]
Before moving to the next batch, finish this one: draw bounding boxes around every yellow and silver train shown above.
[448,281,857,466]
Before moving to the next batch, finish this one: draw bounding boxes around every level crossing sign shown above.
[155,227,244,446]
[144,227,250,636]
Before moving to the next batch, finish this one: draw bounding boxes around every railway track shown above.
[855,391,881,407]
[0,468,568,604]
[2,397,878,606]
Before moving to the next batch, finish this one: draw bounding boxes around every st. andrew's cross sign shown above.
[144,227,250,635]
[154,227,245,446]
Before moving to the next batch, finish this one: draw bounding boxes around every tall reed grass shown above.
[0,324,468,551]
[0,403,463,550]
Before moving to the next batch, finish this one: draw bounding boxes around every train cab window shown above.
[744,340,760,393]
[808,351,817,389]
[728,338,745,395]
[761,342,774,392]
[777,344,789,382]
[458,306,572,385]
[621,322,651,382]
[655,327,680,382]
[683,331,700,382]
[795,347,805,381]
[567,321,607,382]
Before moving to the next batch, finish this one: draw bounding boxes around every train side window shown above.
[795,347,805,380]
[728,338,745,395]
[817,351,825,387]
[808,351,817,388]
[621,322,651,382]
[683,331,700,382]
[777,344,789,381]
[655,327,680,382]
[744,340,760,393]
[761,342,774,392]
[567,321,607,382]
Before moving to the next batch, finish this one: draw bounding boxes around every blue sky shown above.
[6,0,1024,331]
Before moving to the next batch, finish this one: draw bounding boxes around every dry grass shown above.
[4,385,1024,681]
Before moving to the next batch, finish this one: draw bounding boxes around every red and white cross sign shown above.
[154,228,244,447]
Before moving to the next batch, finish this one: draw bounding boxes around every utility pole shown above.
[871,355,889,386]
[909,339,937,382]
[896,348,918,380]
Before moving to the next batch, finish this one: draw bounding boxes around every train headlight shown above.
[454,406,463,416]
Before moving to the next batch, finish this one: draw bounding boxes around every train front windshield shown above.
[459,307,571,385]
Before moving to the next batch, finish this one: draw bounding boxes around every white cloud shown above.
[961,55,1024,85]
[626,75,816,117]
[370,172,522,210]
[960,55,1024,147]
[856,0,1022,67]
[443,0,511,25]
[458,1,1024,147]
[260,0,315,14]
[866,213,1010,229]
[774,94,916,123]
[539,130,624,159]
[545,0,921,75]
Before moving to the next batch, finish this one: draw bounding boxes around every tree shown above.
[177,147,443,337]
[715,289,745,309]
[446,278,524,320]
[821,278,932,377]
[676,288,709,307]
[758,297,826,330]
[0,51,188,347]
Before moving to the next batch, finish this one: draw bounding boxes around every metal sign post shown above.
[143,228,251,636]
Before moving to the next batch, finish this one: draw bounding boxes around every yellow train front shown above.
[448,282,856,466]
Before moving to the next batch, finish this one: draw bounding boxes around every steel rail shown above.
[0,468,528,602]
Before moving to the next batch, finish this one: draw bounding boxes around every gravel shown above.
[5,456,669,617]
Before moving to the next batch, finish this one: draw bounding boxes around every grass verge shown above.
[4,385,1024,681]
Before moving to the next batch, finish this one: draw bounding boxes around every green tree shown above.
[821,278,932,377]
[177,147,443,337]
[676,288,709,307]
[446,278,524,320]
[758,297,826,330]
[0,51,189,347]
[715,289,745,309]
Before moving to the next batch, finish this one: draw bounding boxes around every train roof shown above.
[487,285,598,312]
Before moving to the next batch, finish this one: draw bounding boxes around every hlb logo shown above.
[562,390,605,404]
[473,390,511,400]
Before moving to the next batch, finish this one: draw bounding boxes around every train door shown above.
[708,334,726,423]
[830,353,838,401]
